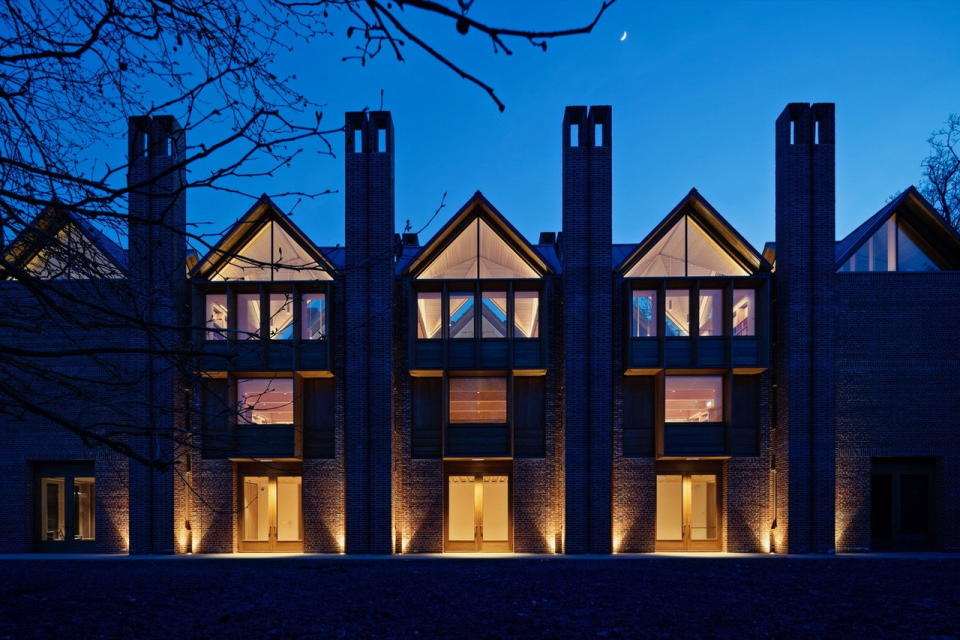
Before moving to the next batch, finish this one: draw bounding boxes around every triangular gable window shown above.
[417,218,539,279]
[212,220,332,281]
[839,215,941,272]
[25,224,123,280]
[625,215,748,277]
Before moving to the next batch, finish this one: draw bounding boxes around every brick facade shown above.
[2,104,958,555]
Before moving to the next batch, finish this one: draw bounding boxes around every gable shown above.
[194,198,333,281]
[412,195,544,280]
[624,214,752,278]
[6,212,125,280]
[836,188,960,272]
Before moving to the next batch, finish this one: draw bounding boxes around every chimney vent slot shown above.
[353,128,363,153]
[378,128,387,152]
[789,120,796,145]
[594,123,603,147]
[814,119,820,145]
[569,124,579,147]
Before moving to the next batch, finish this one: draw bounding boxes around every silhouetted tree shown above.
[0,0,617,468]
[919,114,960,231]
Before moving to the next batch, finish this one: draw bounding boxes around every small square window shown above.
[449,377,507,423]
[665,376,722,422]
[237,379,294,425]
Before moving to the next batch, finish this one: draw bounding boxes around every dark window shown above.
[514,376,546,457]
[201,378,232,458]
[623,376,654,456]
[731,375,759,455]
[412,377,442,458]
[303,378,336,458]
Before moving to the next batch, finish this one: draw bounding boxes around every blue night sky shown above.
[187,0,960,254]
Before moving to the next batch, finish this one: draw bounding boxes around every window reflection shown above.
[481,292,508,338]
[631,290,657,337]
[449,293,475,339]
[732,290,755,336]
[268,293,293,340]
[301,294,326,340]
[698,290,722,336]
[205,294,228,341]
[665,376,722,422]
[665,290,689,337]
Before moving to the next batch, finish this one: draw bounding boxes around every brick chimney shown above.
[343,111,395,554]
[561,105,613,553]
[773,103,836,553]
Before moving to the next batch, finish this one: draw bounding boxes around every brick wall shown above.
[834,272,960,551]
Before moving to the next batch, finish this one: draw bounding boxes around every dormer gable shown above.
[836,187,960,272]
[3,207,125,280]
[190,195,334,281]
[405,192,550,280]
[619,189,767,277]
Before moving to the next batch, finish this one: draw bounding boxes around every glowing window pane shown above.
[237,293,260,340]
[514,290,540,338]
[73,478,96,541]
[449,293,475,339]
[449,377,507,423]
[417,217,539,279]
[626,219,685,277]
[698,290,722,336]
[205,294,228,341]
[481,291,508,338]
[268,293,293,340]
[665,376,722,422]
[897,220,940,271]
[238,378,294,424]
[732,289,755,336]
[212,221,331,281]
[687,218,749,277]
[416,292,442,339]
[665,290,689,337]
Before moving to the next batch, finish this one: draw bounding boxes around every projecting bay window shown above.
[411,374,546,459]
[626,281,766,368]
[197,288,328,343]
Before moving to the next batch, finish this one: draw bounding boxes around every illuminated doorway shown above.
[444,461,512,552]
[237,462,303,552]
[34,461,96,552]
[656,463,721,551]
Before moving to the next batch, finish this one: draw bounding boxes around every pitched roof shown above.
[3,205,128,275]
[834,186,960,269]
[402,191,553,277]
[617,188,769,275]
[189,194,337,280]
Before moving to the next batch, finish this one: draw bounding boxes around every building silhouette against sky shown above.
[3,103,959,554]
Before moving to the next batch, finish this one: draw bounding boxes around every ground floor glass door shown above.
[445,465,511,552]
[35,461,95,552]
[239,473,303,552]
[656,471,720,551]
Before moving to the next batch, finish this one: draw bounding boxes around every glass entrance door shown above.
[239,475,302,552]
[656,473,720,551]
[445,473,511,552]
[35,462,96,552]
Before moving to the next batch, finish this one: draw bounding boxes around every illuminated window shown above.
[449,377,507,423]
[268,293,293,340]
[625,216,748,277]
[238,378,294,425]
[205,294,228,340]
[212,220,332,281]
[514,290,540,338]
[839,215,942,272]
[481,291,508,338]
[665,290,689,337]
[698,290,722,336]
[449,292,475,339]
[302,294,326,340]
[732,290,755,336]
[237,293,260,340]
[631,290,657,337]
[665,376,722,422]
[417,292,442,339]
[417,218,539,279]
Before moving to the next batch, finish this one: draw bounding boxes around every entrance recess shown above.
[871,457,936,551]
[656,467,721,551]
[35,461,96,552]
[444,462,512,552]
[237,463,303,552]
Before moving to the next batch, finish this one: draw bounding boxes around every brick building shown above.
[2,103,959,554]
